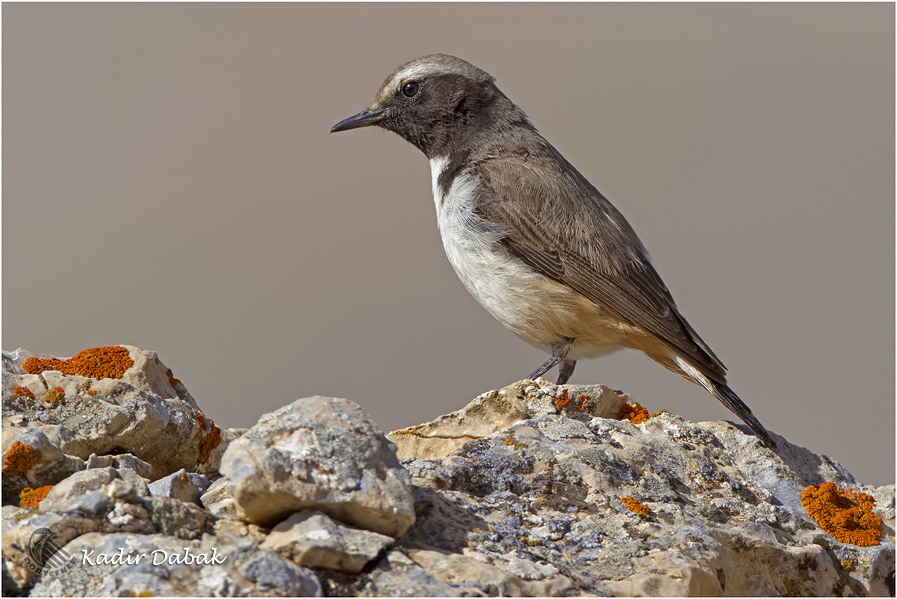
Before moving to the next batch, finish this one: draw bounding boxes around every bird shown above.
[330,54,776,448]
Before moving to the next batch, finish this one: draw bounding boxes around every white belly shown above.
[429,158,626,359]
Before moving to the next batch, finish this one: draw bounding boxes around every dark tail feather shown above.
[708,380,777,449]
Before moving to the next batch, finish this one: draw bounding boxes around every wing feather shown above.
[472,152,727,382]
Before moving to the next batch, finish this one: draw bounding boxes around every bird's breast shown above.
[428,158,625,358]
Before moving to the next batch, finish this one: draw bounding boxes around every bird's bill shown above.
[329,107,386,133]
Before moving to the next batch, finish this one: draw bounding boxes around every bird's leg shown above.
[528,338,574,381]
[557,359,577,384]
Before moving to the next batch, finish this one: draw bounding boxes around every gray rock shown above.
[29,532,322,597]
[86,453,153,479]
[1,428,84,500]
[200,477,238,520]
[387,379,630,459]
[148,469,211,505]
[195,426,245,480]
[3,346,893,597]
[364,382,896,597]
[262,510,394,573]
[39,467,121,512]
[1,472,156,592]
[2,347,220,478]
[220,396,415,536]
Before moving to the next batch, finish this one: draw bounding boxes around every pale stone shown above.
[147,468,211,505]
[220,396,415,537]
[387,379,630,459]
[262,510,393,573]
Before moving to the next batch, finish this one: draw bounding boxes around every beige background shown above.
[3,3,893,484]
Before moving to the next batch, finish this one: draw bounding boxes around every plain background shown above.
[3,3,893,485]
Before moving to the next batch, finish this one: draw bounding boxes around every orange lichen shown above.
[622,496,651,517]
[23,346,133,380]
[554,389,571,408]
[19,485,52,508]
[617,402,669,425]
[576,393,591,412]
[618,402,650,424]
[167,368,181,387]
[195,413,222,465]
[13,386,34,400]
[3,441,37,475]
[44,387,64,403]
[801,482,881,547]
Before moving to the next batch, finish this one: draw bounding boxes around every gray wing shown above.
[472,153,728,382]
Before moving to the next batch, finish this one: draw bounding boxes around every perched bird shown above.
[330,54,775,448]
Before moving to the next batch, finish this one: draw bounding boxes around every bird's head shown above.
[330,54,525,158]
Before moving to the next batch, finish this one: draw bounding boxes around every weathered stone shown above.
[3,346,893,597]
[1,472,156,592]
[38,467,120,512]
[1,427,85,500]
[29,532,323,597]
[262,510,394,573]
[200,477,237,521]
[371,382,896,597]
[387,379,630,459]
[2,348,220,478]
[220,396,415,536]
[195,427,245,480]
[148,469,211,505]
[85,453,153,479]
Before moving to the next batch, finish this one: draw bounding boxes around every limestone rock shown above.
[85,453,153,479]
[262,510,394,573]
[220,396,415,537]
[363,381,895,597]
[2,346,893,597]
[200,477,238,520]
[29,532,322,597]
[3,346,197,408]
[1,427,84,501]
[387,379,630,459]
[2,347,223,478]
[148,469,211,505]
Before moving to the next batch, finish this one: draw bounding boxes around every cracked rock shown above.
[220,396,415,536]
[262,510,394,573]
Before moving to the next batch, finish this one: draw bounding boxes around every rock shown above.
[86,453,153,479]
[220,396,415,536]
[1,470,156,591]
[200,477,238,520]
[148,469,211,505]
[195,427,245,480]
[39,467,120,512]
[2,345,893,597]
[3,346,197,407]
[29,532,323,597]
[1,428,84,501]
[387,379,630,459]
[2,347,223,478]
[262,510,394,573]
[360,381,895,597]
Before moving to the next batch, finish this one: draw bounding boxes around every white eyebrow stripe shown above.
[389,64,438,89]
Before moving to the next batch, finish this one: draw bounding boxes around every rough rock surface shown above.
[219,396,416,536]
[262,510,394,573]
[2,346,894,597]
[2,346,221,483]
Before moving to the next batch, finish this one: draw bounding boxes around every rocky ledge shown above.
[2,346,894,596]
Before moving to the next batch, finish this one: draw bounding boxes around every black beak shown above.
[330,107,387,133]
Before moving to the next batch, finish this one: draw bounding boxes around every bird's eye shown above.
[401,81,420,98]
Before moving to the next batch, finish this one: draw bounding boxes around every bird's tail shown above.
[707,379,777,449]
